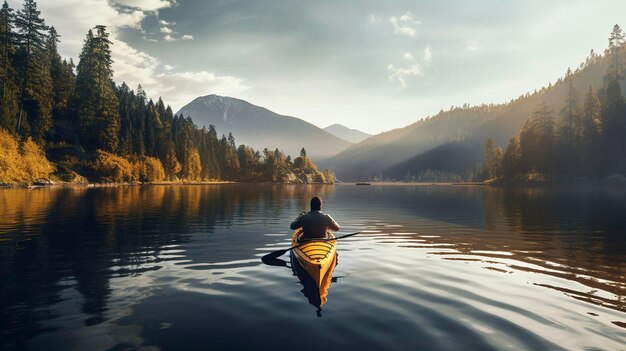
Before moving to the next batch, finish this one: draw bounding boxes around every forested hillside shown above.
[320,30,621,181]
[0,0,333,185]
[482,25,626,182]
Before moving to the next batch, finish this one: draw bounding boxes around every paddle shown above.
[261,232,361,261]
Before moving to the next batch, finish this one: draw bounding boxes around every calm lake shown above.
[0,184,624,350]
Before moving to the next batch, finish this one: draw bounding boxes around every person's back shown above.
[290,196,340,239]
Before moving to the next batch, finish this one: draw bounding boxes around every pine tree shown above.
[162,140,181,180]
[226,132,240,179]
[607,24,625,79]
[197,127,211,180]
[14,0,52,139]
[74,25,120,152]
[47,26,74,122]
[558,70,582,175]
[520,102,555,176]
[600,75,626,174]
[182,146,201,181]
[0,1,19,132]
[116,82,133,154]
[207,124,220,178]
[502,136,521,179]
[144,99,160,156]
[582,86,602,176]
[484,138,497,179]
[134,85,146,155]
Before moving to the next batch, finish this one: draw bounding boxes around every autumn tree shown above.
[183,147,202,181]
[162,141,181,180]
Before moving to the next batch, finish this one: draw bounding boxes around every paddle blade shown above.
[262,249,288,261]
[261,254,288,266]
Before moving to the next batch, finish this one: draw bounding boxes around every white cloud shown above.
[112,0,174,12]
[160,26,173,34]
[465,40,480,51]
[387,52,422,87]
[11,0,245,111]
[423,46,432,66]
[163,33,193,42]
[389,11,420,37]
[399,12,413,22]
[155,71,250,111]
[368,14,380,25]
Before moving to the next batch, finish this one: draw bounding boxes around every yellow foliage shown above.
[313,171,326,183]
[322,169,335,184]
[0,128,23,183]
[135,156,165,183]
[164,148,182,180]
[21,138,55,182]
[183,148,202,181]
[93,150,135,183]
[0,129,54,184]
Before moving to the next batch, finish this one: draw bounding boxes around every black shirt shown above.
[290,210,340,239]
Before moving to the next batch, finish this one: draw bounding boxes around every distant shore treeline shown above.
[0,0,334,185]
[482,25,626,183]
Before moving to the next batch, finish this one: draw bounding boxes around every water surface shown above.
[0,184,624,350]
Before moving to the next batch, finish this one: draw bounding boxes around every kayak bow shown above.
[290,229,337,289]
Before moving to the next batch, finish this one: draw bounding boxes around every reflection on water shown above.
[0,184,624,350]
[290,252,338,316]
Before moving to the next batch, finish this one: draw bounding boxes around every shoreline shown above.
[337,178,626,188]
[0,180,335,189]
[4,177,625,189]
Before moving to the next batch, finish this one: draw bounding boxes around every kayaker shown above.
[290,196,340,240]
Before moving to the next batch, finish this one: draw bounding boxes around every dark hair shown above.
[310,196,322,211]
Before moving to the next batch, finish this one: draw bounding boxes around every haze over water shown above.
[0,184,624,350]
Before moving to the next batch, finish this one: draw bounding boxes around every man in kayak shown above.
[290,196,340,240]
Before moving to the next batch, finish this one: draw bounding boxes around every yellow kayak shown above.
[291,229,337,289]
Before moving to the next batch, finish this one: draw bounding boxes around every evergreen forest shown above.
[483,25,626,183]
[0,0,333,185]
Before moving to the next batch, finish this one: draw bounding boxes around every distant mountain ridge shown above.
[176,95,351,159]
[319,50,615,181]
[323,124,371,143]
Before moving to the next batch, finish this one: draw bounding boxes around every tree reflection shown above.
[0,184,335,347]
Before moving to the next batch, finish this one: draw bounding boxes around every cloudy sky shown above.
[10,0,626,134]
